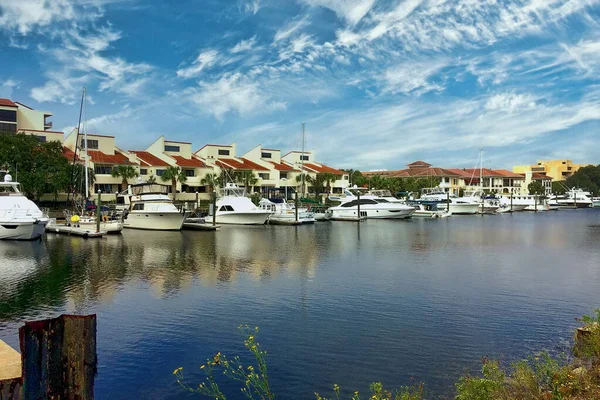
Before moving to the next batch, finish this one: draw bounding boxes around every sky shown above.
[0,0,599,171]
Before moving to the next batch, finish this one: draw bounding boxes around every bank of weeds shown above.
[174,310,600,399]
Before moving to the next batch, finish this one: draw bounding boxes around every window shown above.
[300,155,309,161]
[133,203,144,210]
[37,136,47,142]
[218,149,230,156]
[165,145,180,152]
[261,152,271,158]
[344,175,349,180]
[280,173,288,179]
[156,169,166,176]
[139,169,148,175]
[94,165,113,174]
[258,173,270,180]
[184,169,195,177]
[80,139,99,149]
[0,122,17,133]
[0,110,17,122]
[219,205,235,212]
[341,199,377,207]
[94,184,113,193]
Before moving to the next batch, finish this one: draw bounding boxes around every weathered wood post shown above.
[574,192,577,209]
[96,190,102,233]
[357,191,361,221]
[20,314,97,400]
[294,192,299,223]
[510,191,513,212]
[212,191,217,227]
[195,191,199,211]
[447,191,450,213]
[534,195,538,212]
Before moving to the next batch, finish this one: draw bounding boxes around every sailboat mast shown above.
[480,149,483,192]
[301,122,305,194]
[83,87,89,199]
[67,88,86,206]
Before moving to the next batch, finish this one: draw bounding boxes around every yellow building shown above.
[513,160,591,181]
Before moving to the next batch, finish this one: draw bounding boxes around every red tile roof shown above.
[531,173,552,180]
[88,150,132,165]
[216,158,269,171]
[407,160,432,168]
[63,147,80,161]
[172,155,209,168]
[130,151,171,167]
[303,163,345,175]
[0,98,17,107]
[269,161,297,171]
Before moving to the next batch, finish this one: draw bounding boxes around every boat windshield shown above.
[373,199,389,203]
[0,183,21,195]
[131,184,170,195]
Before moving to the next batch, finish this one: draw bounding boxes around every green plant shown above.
[201,172,221,194]
[111,164,139,191]
[234,170,258,193]
[160,166,187,198]
[455,359,505,400]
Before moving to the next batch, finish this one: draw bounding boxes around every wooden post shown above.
[510,191,513,212]
[195,191,199,211]
[534,195,538,212]
[357,191,361,221]
[96,190,101,233]
[295,192,299,222]
[20,314,97,400]
[447,191,450,213]
[574,192,577,209]
[212,191,217,226]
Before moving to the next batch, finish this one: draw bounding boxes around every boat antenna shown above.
[301,122,305,195]
[83,88,89,200]
[67,87,86,206]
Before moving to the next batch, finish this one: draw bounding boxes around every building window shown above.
[0,110,17,122]
[261,152,271,158]
[165,145,180,152]
[37,136,47,142]
[184,169,195,177]
[140,169,148,175]
[258,173,270,180]
[94,184,113,193]
[300,155,309,161]
[80,139,99,149]
[156,169,166,176]
[0,122,17,133]
[94,165,113,174]
[218,149,230,156]
[280,173,288,179]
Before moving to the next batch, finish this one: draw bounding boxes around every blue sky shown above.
[1,0,599,170]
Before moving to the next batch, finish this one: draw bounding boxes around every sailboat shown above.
[463,150,499,214]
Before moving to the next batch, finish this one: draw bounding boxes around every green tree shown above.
[69,164,96,198]
[295,173,314,195]
[566,165,600,194]
[201,172,221,194]
[318,172,337,194]
[551,181,567,195]
[528,181,545,196]
[161,166,187,198]
[312,174,326,195]
[147,175,157,184]
[111,165,139,191]
[234,170,258,193]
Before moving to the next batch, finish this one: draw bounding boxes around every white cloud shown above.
[0,0,76,35]
[177,49,220,78]
[274,15,311,42]
[186,73,286,120]
[484,93,538,112]
[382,58,449,94]
[300,0,376,25]
[241,0,260,14]
[231,36,258,53]
[0,79,19,98]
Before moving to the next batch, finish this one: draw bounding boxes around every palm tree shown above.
[147,175,157,184]
[319,172,337,194]
[111,165,139,191]
[201,172,220,194]
[234,170,258,193]
[160,166,187,198]
[295,172,314,195]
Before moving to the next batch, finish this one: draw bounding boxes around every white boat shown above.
[328,190,414,219]
[420,188,480,215]
[63,211,124,233]
[119,183,186,230]
[549,189,593,208]
[498,196,533,212]
[0,174,49,240]
[462,190,500,214]
[409,203,451,218]
[259,198,315,224]
[214,183,272,225]
[593,197,600,208]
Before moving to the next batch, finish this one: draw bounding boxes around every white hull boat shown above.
[119,183,186,230]
[259,198,315,224]
[420,188,480,215]
[328,193,415,220]
[0,173,49,240]
[214,184,271,225]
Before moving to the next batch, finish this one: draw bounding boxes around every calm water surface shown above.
[1,210,600,399]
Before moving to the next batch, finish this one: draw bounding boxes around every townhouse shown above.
[513,160,591,181]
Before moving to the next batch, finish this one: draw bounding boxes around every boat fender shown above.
[102,215,108,222]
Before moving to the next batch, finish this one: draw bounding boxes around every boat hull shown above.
[123,211,185,230]
[330,207,414,219]
[0,219,48,240]
[77,220,124,233]
[216,212,271,225]
[445,203,479,215]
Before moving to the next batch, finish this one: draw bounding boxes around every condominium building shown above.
[513,160,590,181]
[0,97,64,141]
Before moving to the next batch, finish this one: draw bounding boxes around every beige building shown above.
[1,97,64,142]
[281,151,349,194]
[513,160,590,181]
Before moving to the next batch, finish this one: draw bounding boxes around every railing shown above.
[0,208,42,221]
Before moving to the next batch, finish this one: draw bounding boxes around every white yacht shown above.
[500,195,546,212]
[593,197,600,208]
[63,211,124,233]
[420,188,480,215]
[0,174,49,240]
[548,189,593,208]
[119,183,186,230]
[259,198,315,224]
[461,190,500,214]
[214,183,272,225]
[327,190,414,219]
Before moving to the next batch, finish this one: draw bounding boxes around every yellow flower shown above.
[200,365,205,369]
[173,367,183,375]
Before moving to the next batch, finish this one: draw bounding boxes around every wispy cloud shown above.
[300,0,376,25]
[274,15,311,42]
[177,49,220,78]
[231,35,258,53]
[0,0,76,35]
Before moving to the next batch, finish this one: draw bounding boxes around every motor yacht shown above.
[419,188,480,215]
[214,183,272,225]
[0,174,49,240]
[259,198,315,224]
[118,183,186,230]
[593,197,600,208]
[327,190,414,219]
[548,189,593,208]
[63,210,124,233]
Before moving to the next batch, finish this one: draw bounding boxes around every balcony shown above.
[44,120,53,129]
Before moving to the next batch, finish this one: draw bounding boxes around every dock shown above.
[0,340,21,381]
[182,222,220,231]
[46,223,106,238]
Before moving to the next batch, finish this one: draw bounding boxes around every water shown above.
[1,210,600,399]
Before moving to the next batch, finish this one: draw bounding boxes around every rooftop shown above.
[0,98,17,108]
[130,151,171,167]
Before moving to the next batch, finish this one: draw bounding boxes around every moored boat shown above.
[0,173,49,240]
[119,183,186,230]
[214,183,272,225]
